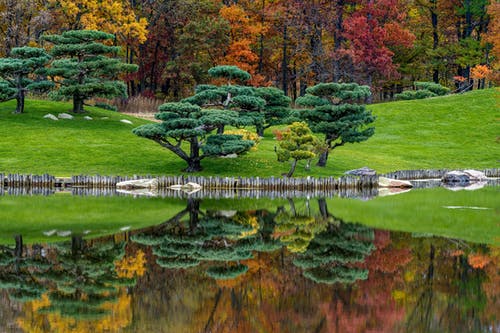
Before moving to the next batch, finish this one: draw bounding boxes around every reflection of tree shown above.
[0,235,49,303]
[11,236,136,332]
[132,198,283,281]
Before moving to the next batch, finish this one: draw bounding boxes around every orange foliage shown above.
[470,65,492,80]
[468,253,492,269]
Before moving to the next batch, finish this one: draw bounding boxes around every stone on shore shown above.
[43,113,58,121]
[345,166,376,176]
[58,113,74,119]
[120,119,133,124]
[116,178,158,190]
[441,170,486,184]
[378,176,413,188]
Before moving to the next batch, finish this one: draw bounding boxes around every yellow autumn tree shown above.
[115,249,146,279]
[48,0,148,46]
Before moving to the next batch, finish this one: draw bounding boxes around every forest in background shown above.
[0,0,498,102]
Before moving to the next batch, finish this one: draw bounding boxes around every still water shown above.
[0,186,498,332]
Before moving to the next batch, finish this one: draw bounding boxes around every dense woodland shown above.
[0,0,498,101]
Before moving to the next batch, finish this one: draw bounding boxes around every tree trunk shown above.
[14,75,25,114]
[282,23,288,95]
[316,150,329,167]
[430,2,439,83]
[286,159,297,177]
[14,234,23,258]
[256,123,265,137]
[217,125,225,134]
[73,96,85,113]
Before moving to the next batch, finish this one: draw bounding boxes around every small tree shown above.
[275,122,320,177]
[296,82,375,167]
[41,30,137,113]
[133,102,254,172]
[0,47,52,114]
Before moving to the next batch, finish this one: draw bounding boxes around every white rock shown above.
[43,229,57,236]
[116,178,158,190]
[215,210,238,218]
[58,113,74,119]
[378,176,413,188]
[378,187,412,197]
[57,230,72,237]
[169,184,183,190]
[101,117,109,120]
[84,116,93,120]
[120,119,133,124]
[462,170,487,181]
[219,153,238,158]
[120,226,131,231]
[43,113,58,121]
[182,182,202,190]
[83,230,91,235]
[117,188,159,197]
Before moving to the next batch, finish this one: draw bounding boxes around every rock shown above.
[219,153,238,158]
[116,178,158,190]
[57,230,72,237]
[345,166,376,176]
[182,182,202,190]
[378,187,412,197]
[117,188,158,197]
[444,181,487,192]
[101,117,109,120]
[215,210,238,218]
[378,176,413,188]
[120,226,131,231]
[120,119,133,124]
[441,170,486,184]
[43,229,57,236]
[84,116,93,120]
[58,113,74,119]
[43,113,58,121]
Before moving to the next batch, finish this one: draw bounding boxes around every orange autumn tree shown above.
[219,4,267,86]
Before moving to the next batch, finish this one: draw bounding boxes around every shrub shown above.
[395,90,438,100]
[414,82,450,96]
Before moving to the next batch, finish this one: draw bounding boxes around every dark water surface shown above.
[0,188,498,332]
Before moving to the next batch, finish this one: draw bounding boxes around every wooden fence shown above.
[382,168,500,180]
[1,168,499,193]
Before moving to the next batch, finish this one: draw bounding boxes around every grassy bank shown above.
[0,89,498,177]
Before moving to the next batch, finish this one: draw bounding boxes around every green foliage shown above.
[0,46,52,113]
[205,264,249,280]
[296,82,375,167]
[414,82,450,96]
[208,65,251,82]
[94,102,118,111]
[395,90,437,100]
[41,30,137,113]
[202,134,254,156]
[133,100,254,172]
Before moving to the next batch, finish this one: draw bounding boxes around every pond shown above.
[0,186,498,332]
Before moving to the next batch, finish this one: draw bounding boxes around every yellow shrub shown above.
[225,129,261,150]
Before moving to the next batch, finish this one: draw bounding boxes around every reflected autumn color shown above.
[0,197,498,332]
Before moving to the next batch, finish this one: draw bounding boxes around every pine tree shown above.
[133,101,254,172]
[183,65,291,136]
[295,82,375,167]
[0,47,52,114]
[41,30,137,113]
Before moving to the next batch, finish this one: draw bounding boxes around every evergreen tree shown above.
[41,30,137,113]
[295,82,375,167]
[183,65,291,136]
[133,101,254,172]
[0,47,52,113]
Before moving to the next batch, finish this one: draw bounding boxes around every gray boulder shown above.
[345,166,376,176]
[442,170,486,184]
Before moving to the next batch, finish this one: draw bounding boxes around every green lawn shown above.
[0,88,498,177]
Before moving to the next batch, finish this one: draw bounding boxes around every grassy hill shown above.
[0,88,498,177]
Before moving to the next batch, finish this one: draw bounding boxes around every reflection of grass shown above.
[326,187,500,245]
[0,193,186,244]
[0,187,498,245]
[0,88,498,176]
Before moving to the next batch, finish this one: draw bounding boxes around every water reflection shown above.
[0,197,498,332]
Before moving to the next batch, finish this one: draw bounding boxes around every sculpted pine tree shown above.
[296,82,375,167]
[133,102,254,172]
[184,65,290,136]
[0,47,52,113]
[41,30,138,113]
